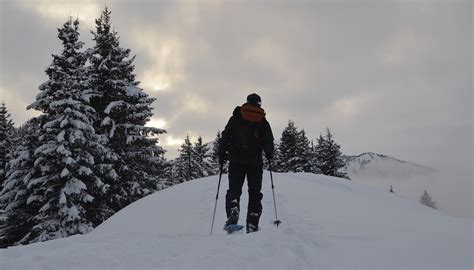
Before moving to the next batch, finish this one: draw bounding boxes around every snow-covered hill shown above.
[0,173,472,269]
[341,152,433,179]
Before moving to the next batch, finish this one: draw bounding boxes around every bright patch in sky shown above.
[134,31,184,93]
[141,71,172,92]
[183,94,209,114]
[18,0,101,27]
[146,118,167,129]
[333,95,365,116]
[163,135,184,147]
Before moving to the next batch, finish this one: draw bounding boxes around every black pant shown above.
[225,162,263,225]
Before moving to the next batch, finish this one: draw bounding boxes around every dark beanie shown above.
[247,93,262,106]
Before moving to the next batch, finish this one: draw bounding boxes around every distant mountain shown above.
[341,152,434,180]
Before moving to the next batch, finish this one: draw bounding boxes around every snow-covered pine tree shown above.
[309,140,321,174]
[420,190,437,209]
[314,134,325,173]
[314,128,348,179]
[173,134,194,183]
[277,120,312,172]
[172,135,213,183]
[167,160,180,186]
[0,102,16,188]
[269,141,282,172]
[157,161,174,190]
[210,131,227,174]
[193,136,213,178]
[0,118,42,247]
[296,129,313,172]
[277,121,299,172]
[25,18,111,243]
[89,7,166,210]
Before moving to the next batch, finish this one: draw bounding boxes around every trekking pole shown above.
[210,163,224,235]
[269,160,282,227]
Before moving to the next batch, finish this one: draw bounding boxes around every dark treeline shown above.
[169,120,349,183]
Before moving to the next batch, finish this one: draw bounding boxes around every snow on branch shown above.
[104,101,126,114]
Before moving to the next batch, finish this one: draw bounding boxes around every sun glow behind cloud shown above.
[134,30,185,93]
[146,118,168,130]
[163,135,183,147]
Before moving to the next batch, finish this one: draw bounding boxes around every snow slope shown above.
[1,173,472,269]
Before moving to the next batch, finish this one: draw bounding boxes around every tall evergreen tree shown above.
[210,131,227,174]
[172,135,213,183]
[314,128,348,179]
[173,134,194,183]
[276,120,313,172]
[309,140,321,174]
[157,161,174,190]
[0,118,42,247]
[296,129,313,172]
[193,136,213,178]
[277,120,299,172]
[269,141,282,172]
[25,18,110,242]
[420,190,437,209]
[89,7,166,210]
[0,102,15,188]
[314,134,325,173]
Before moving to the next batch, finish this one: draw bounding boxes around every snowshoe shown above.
[224,224,244,233]
[246,223,259,233]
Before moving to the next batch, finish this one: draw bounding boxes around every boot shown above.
[224,206,239,229]
[246,211,261,233]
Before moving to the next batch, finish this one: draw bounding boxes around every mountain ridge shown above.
[341,152,434,179]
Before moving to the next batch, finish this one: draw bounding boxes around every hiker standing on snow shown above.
[218,93,274,233]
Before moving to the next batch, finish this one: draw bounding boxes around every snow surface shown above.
[1,172,472,269]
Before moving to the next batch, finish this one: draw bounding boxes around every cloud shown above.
[163,135,183,148]
[0,86,41,124]
[132,29,185,93]
[17,0,103,27]
[146,117,167,130]
[1,0,472,217]
[378,31,420,65]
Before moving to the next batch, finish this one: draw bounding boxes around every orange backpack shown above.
[240,104,265,139]
[240,104,265,123]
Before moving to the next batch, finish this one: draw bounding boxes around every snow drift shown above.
[0,172,472,269]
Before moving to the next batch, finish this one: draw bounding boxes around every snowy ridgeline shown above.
[0,173,471,269]
[341,152,434,179]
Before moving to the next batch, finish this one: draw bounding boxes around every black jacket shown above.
[219,105,274,165]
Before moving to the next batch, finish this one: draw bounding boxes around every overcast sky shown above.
[0,0,472,217]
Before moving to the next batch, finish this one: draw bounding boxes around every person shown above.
[218,93,274,233]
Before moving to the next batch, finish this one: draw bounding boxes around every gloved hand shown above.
[265,152,273,160]
[218,152,228,166]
